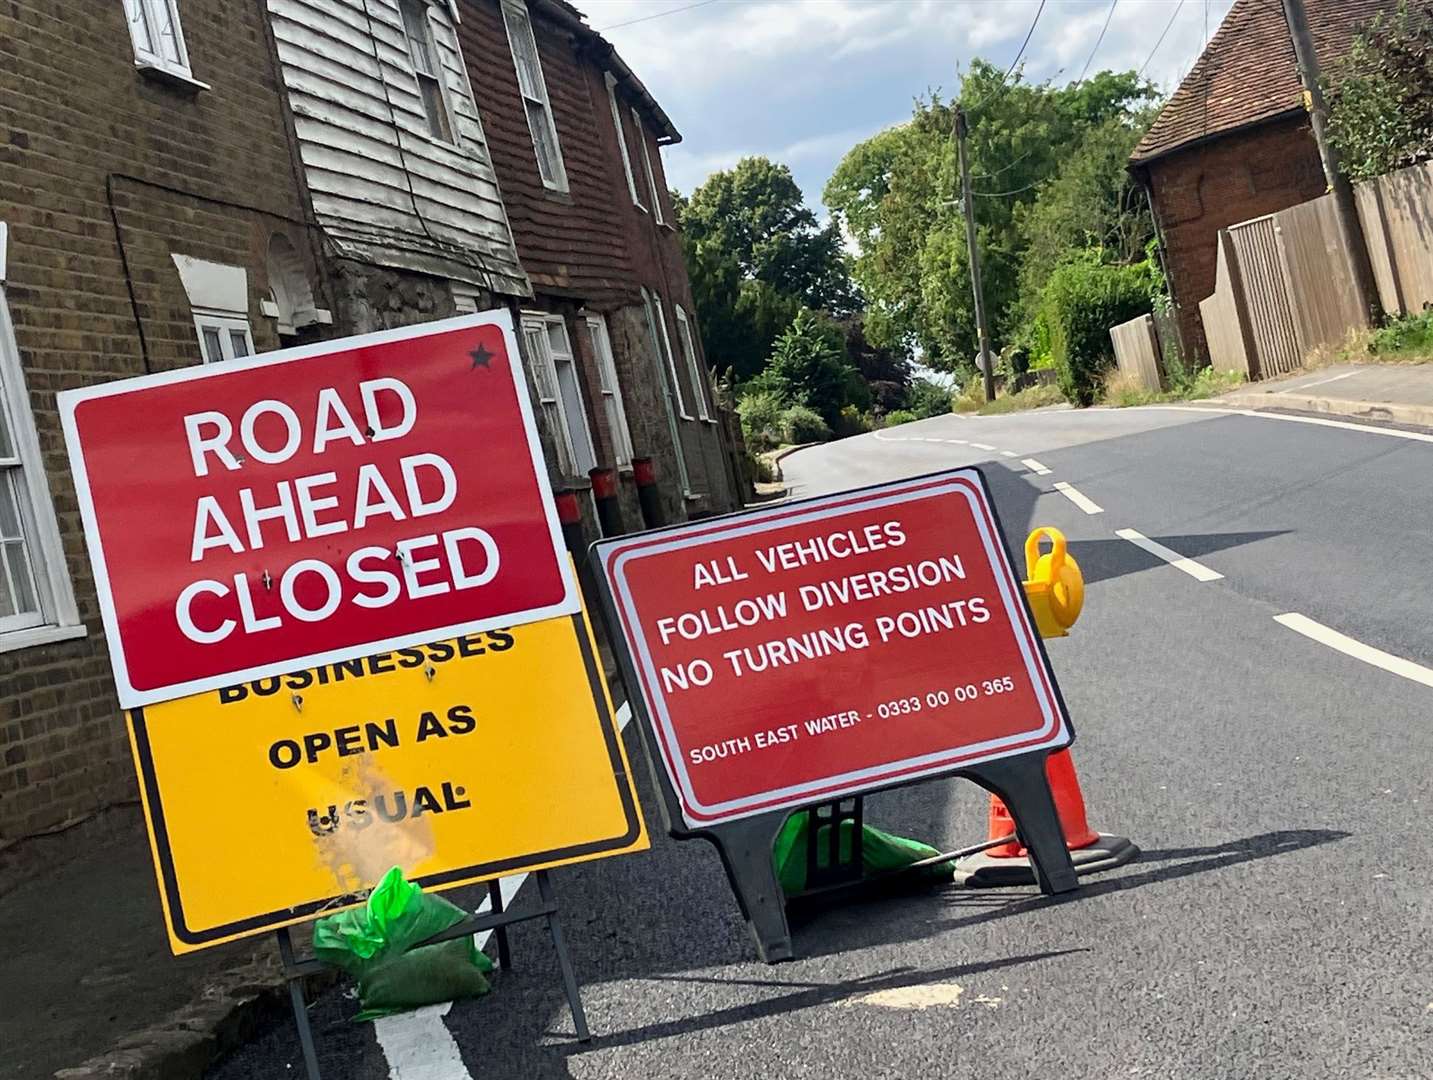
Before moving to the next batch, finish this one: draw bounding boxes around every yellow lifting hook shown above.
[1022,526,1084,638]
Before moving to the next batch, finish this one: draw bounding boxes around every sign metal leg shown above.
[967,752,1079,894]
[535,870,591,1042]
[277,927,323,1080]
[706,812,794,963]
[487,878,513,971]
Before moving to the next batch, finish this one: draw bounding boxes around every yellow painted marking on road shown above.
[843,983,966,1010]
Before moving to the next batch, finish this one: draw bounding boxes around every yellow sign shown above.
[129,609,647,954]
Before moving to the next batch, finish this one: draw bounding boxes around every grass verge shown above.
[1101,366,1245,407]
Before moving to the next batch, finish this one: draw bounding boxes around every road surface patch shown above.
[1052,482,1103,515]
[1273,614,1433,689]
[1115,529,1224,582]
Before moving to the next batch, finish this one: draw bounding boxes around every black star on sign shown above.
[469,343,495,370]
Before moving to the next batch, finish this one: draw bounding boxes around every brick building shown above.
[457,0,742,525]
[1129,0,1397,361]
[0,0,738,860]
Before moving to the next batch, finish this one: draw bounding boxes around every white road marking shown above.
[842,983,966,1010]
[1052,482,1103,514]
[1295,370,1359,390]
[1144,405,1433,445]
[1273,614,1433,689]
[1115,528,1223,582]
[970,442,996,451]
[947,439,968,445]
[374,702,633,1079]
[1021,458,1052,475]
[1000,450,1018,458]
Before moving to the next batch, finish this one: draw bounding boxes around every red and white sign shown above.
[597,471,1069,829]
[60,311,578,708]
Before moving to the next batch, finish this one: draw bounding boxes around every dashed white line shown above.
[970,442,996,451]
[1052,482,1103,514]
[1115,528,1223,582]
[1274,613,1433,689]
[1021,458,1052,475]
[1000,450,1018,458]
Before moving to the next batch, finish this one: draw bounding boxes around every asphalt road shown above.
[211,403,1433,1080]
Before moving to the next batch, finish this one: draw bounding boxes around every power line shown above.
[1137,0,1186,77]
[972,178,1043,198]
[965,0,1047,115]
[1076,0,1119,83]
[595,0,724,32]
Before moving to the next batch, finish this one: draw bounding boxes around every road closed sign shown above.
[59,312,578,707]
[130,610,646,953]
[596,470,1070,829]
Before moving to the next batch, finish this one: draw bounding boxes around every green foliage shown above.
[742,448,775,485]
[824,64,1156,374]
[906,379,954,419]
[882,409,918,427]
[1326,2,1433,182]
[833,404,872,437]
[839,314,912,412]
[737,390,785,451]
[952,381,986,413]
[978,382,1065,414]
[780,404,831,444]
[1040,255,1154,406]
[1014,113,1156,323]
[761,309,862,424]
[1370,308,1433,356]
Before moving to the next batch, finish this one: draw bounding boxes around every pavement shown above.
[188,402,1433,1080]
[1220,360,1433,427]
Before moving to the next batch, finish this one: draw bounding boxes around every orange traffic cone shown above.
[956,749,1137,887]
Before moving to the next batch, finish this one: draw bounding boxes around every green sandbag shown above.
[772,814,955,895]
[313,866,493,1020]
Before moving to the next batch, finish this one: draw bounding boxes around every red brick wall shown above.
[1142,114,1326,362]
[0,0,323,847]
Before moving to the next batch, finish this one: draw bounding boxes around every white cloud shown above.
[575,0,1237,206]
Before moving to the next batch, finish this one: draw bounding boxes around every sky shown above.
[575,0,1236,213]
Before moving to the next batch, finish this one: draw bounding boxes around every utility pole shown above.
[954,105,996,404]
[1279,0,1383,323]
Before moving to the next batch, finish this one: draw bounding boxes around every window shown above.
[0,240,83,648]
[647,291,691,419]
[521,314,595,476]
[632,110,665,225]
[673,306,712,422]
[398,0,455,143]
[585,314,633,468]
[605,74,643,210]
[641,288,691,494]
[194,314,255,364]
[122,0,193,80]
[501,0,568,191]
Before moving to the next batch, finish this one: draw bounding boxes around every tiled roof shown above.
[1131,0,1402,164]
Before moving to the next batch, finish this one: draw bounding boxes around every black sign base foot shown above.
[275,870,590,1080]
[955,832,1138,888]
[962,752,1080,895]
[704,813,795,964]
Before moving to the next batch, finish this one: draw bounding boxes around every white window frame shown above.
[641,288,692,495]
[632,108,665,225]
[605,73,644,211]
[585,314,633,469]
[122,0,195,82]
[398,0,457,144]
[521,313,595,477]
[0,239,84,652]
[501,0,569,193]
[673,306,712,422]
[193,313,255,365]
[649,292,691,420]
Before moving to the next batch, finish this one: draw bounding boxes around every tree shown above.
[1014,111,1157,323]
[1326,2,1433,182]
[838,314,912,413]
[682,158,858,314]
[824,63,1156,374]
[756,309,861,425]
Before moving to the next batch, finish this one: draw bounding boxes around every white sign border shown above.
[604,472,1069,829]
[59,310,580,709]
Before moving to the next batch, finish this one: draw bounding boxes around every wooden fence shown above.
[1109,314,1164,391]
